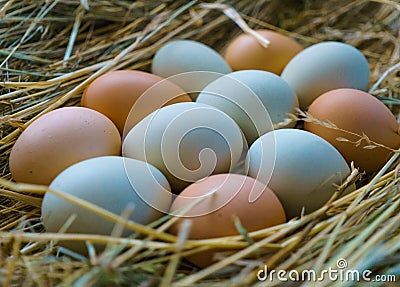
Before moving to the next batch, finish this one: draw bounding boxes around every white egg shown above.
[197,70,298,145]
[122,102,244,192]
[245,129,351,219]
[281,41,370,109]
[41,156,171,252]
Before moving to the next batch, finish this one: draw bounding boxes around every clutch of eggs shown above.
[9,29,396,262]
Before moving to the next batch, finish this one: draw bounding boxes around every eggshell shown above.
[42,156,171,253]
[224,29,303,74]
[81,70,191,134]
[122,102,244,192]
[246,129,351,219]
[169,173,286,267]
[151,40,232,96]
[281,41,370,109]
[197,70,298,145]
[304,88,400,173]
[9,107,121,185]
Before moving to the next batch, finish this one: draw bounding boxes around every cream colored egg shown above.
[122,102,244,192]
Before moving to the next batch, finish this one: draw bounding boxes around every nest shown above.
[0,0,399,286]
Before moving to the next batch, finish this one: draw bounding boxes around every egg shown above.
[224,29,303,74]
[169,173,286,267]
[9,107,121,185]
[246,129,351,219]
[304,88,400,173]
[122,102,244,192]
[151,40,232,97]
[281,41,370,109]
[81,70,191,134]
[197,70,298,145]
[41,156,171,253]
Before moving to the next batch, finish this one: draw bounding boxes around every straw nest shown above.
[0,0,399,286]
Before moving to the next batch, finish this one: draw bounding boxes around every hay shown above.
[0,0,399,286]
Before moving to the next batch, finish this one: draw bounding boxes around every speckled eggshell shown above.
[151,40,232,95]
[246,129,351,219]
[42,156,171,253]
[304,88,400,173]
[169,173,286,267]
[197,70,298,145]
[9,107,121,185]
[281,41,370,109]
[224,29,303,74]
[81,70,191,134]
[122,102,244,193]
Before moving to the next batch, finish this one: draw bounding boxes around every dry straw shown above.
[0,0,399,286]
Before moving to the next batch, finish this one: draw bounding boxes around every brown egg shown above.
[169,174,286,267]
[9,107,121,185]
[224,30,303,75]
[81,70,191,135]
[304,88,400,173]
